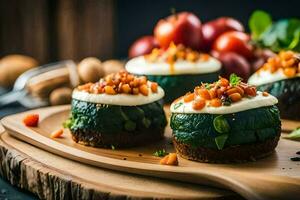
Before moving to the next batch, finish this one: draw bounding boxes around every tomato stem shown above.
[170,7,177,19]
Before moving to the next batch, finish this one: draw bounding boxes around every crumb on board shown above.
[50,129,64,138]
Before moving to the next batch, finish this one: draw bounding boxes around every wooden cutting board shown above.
[0,126,236,200]
[1,105,300,200]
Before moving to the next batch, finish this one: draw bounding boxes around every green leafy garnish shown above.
[284,127,300,140]
[249,10,272,40]
[215,134,229,150]
[111,145,115,150]
[229,74,242,86]
[213,115,230,134]
[174,102,183,110]
[153,149,168,157]
[202,82,212,90]
[249,10,300,52]
[124,120,136,131]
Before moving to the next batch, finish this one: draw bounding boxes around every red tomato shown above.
[23,114,39,127]
[213,31,253,59]
[154,12,203,50]
[128,36,159,58]
[202,17,244,50]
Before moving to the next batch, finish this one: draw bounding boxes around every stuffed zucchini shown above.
[126,43,221,103]
[170,75,281,163]
[248,51,300,120]
[67,71,167,148]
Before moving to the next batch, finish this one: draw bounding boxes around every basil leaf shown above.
[213,115,230,134]
[249,10,272,40]
[229,73,242,86]
[284,127,300,140]
[215,134,229,150]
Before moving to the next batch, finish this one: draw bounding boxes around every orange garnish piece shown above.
[23,114,39,127]
[50,129,64,138]
[183,93,195,103]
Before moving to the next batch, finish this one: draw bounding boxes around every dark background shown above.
[0,0,300,63]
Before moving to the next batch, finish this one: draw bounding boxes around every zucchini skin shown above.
[257,77,300,120]
[170,106,281,150]
[68,99,167,148]
[146,71,220,103]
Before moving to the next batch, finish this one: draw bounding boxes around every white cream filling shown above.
[248,69,300,86]
[125,56,221,75]
[72,85,164,106]
[170,91,278,114]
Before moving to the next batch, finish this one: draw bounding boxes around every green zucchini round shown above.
[170,106,281,162]
[67,99,167,148]
[256,77,300,120]
[146,71,220,103]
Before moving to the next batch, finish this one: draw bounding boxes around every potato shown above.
[102,59,125,75]
[49,87,72,105]
[78,57,104,83]
[0,54,38,88]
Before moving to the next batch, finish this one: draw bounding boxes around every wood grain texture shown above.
[0,0,49,62]
[56,0,115,61]
[1,105,300,200]
[0,0,116,63]
[0,126,237,200]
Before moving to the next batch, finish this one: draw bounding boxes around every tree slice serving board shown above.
[1,105,300,200]
[0,126,236,200]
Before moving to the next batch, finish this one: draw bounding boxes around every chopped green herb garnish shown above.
[153,149,168,157]
[111,145,115,150]
[202,82,212,90]
[284,127,300,140]
[213,115,230,134]
[215,134,229,150]
[174,102,183,110]
[229,74,242,86]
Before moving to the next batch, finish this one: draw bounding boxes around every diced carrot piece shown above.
[210,98,222,107]
[183,93,195,103]
[50,129,64,138]
[219,78,229,87]
[23,114,39,127]
[139,84,149,96]
[196,88,211,100]
[121,84,131,94]
[160,155,169,165]
[208,88,217,99]
[245,87,257,96]
[160,153,178,166]
[283,68,296,77]
[262,92,269,97]
[192,99,206,110]
[104,86,116,95]
[166,153,178,166]
[150,82,158,93]
[229,93,242,102]
[235,86,245,96]
[225,88,239,96]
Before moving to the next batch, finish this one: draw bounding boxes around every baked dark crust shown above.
[71,129,164,148]
[173,135,280,163]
